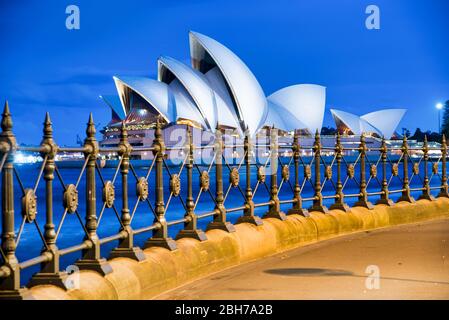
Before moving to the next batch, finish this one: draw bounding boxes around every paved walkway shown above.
[155,219,449,300]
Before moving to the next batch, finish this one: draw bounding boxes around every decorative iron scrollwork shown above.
[282,165,290,181]
[200,171,210,191]
[64,184,78,214]
[257,166,266,183]
[230,168,240,187]
[413,163,419,175]
[347,164,355,179]
[432,162,439,175]
[170,174,181,196]
[370,164,377,178]
[22,188,37,223]
[136,177,149,201]
[392,163,399,176]
[304,165,312,180]
[102,181,115,208]
[325,165,332,180]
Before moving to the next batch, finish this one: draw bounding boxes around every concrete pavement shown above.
[155,218,449,300]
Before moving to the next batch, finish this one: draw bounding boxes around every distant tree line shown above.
[441,100,449,139]
[409,128,441,142]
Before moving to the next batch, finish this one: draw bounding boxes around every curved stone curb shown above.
[28,198,449,300]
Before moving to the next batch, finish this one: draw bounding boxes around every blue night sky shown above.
[0,0,448,145]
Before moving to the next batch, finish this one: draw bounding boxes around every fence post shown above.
[0,102,29,299]
[330,133,350,212]
[418,135,435,201]
[207,129,235,232]
[264,127,287,220]
[354,134,374,209]
[438,135,449,198]
[397,135,415,203]
[237,130,263,225]
[177,126,208,240]
[376,137,394,206]
[309,130,328,213]
[110,122,146,260]
[29,113,69,289]
[287,132,308,216]
[75,113,112,275]
[144,117,177,250]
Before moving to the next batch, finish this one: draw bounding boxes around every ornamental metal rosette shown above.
[102,181,115,208]
[136,177,149,201]
[200,171,210,191]
[63,184,79,214]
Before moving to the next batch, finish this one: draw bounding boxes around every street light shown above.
[437,103,444,133]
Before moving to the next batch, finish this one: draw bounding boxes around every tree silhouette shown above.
[410,128,441,142]
[441,100,449,138]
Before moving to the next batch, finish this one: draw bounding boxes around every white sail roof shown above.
[113,76,176,123]
[100,95,126,120]
[189,31,267,136]
[331,108,405,138]
[204,67,241,132]
[361,109,406,139]
[268,84,326,134]
[264,101,308,132]
[158,56,218,131]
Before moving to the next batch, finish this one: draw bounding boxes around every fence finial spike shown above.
[44,112,51,124]
[443,134,446,144]
[86,113,96,138]
[43,112,53,140]
[3,100,10,114]
[424,134,428,143]
[1,100,13,132]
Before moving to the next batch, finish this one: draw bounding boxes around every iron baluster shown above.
[0,102,29,299]
[207,128,235,232]
[177,125,208,240]
[75,113,113,275]
[264,127,287,220]
[354,134,374,209]
[438,135,449,198]
[29,113,69,289]
[110,122,146,260]
[287,132,309,216]
[309,130,328,213]
[144,117,178,249]
[397,135,415,203]
[376,137,394,206]
[330,133,350,212]
[238,129,264,225]
[418,135,435,201]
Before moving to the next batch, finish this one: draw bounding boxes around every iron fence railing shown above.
[0,101,448,299]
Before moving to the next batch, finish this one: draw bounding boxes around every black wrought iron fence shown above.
[0,101,448,298]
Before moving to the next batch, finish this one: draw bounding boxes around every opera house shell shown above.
[330,109,407,139]
[100,31,327,153]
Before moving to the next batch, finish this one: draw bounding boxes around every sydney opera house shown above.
[99,31,406,159]
[99,32,326,156]
[330,109,407,139]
